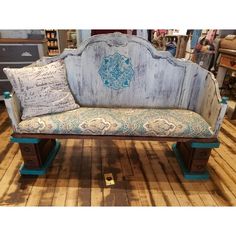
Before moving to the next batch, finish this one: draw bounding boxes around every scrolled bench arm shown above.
[198,72,228,136]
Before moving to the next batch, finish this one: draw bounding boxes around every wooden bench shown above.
[4,33,227,180]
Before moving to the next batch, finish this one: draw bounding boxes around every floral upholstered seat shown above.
[17,108,213,138]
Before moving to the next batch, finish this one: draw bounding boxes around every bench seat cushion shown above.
[17,108,214,138]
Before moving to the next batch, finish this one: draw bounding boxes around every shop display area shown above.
[0,30,236,206]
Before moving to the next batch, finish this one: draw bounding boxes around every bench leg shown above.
[10,137,60,176]
[172,141,220,180]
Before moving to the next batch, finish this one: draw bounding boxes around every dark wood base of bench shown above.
[11,137,61,175]
[19,140,60,175]
[12,133,219,143]
[172,141,219,180]
[10,135,220,179]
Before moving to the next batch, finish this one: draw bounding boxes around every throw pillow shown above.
[4,60,79,120]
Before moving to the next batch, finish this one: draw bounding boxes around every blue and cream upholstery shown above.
[17,108,213,138]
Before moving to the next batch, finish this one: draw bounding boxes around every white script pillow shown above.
[4,60,79,120]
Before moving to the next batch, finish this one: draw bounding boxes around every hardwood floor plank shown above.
[0,150,23,204]
[0,174,36,206]
[114,140,133,177]
[125,140,153,206]
[218,134,236,158]
[125,140,158,206]
[143,141,180,206]
[38,164,60,206]
[115,140,141,206]
[223,119,236,134]
[65,140,83,206]
[90,140,104,206]
[77,139,92,206]
[204,180,231,206]
[101,140,129,206]
[26,176,47,206]
[221,125,236,142]
[52,140,75,206]
[208,158,236,205]
[214,147,236,174]
[0,143,19,180]
[0,110,12,139]
[137,141,168,206]
[211,150,236,184]
[38,140,66,206]
[207,166,236,206]
[154,142,196,206]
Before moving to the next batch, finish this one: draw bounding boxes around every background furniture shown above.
[194,51,215,70]
[0,38,47,100]
[165,35,188,58]
[66,30,77,49]
[152,33,188,58]
[216,49,236,119]
[45,30,67,56]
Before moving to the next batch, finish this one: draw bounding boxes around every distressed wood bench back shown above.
[38,33,208,110]
[32,33,225,134]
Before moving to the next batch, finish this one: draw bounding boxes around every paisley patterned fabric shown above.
[98,52,135,90]
[17,108,213,138]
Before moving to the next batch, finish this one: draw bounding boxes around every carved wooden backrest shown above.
[41,33,209,110]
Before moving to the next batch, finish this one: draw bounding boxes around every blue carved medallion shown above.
[98,52,134,90]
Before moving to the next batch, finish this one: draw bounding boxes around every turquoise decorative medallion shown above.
[98,52,135,90]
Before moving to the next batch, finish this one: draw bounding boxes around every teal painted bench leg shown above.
[172,141,220,180]
[10,137,60,176]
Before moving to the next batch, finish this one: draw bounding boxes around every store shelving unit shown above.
[45,30,59,56]
[45,30,67,56]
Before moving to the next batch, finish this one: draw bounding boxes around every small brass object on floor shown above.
[104,173,115,186]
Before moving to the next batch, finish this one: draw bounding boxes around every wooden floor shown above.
[0,102,236,206]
